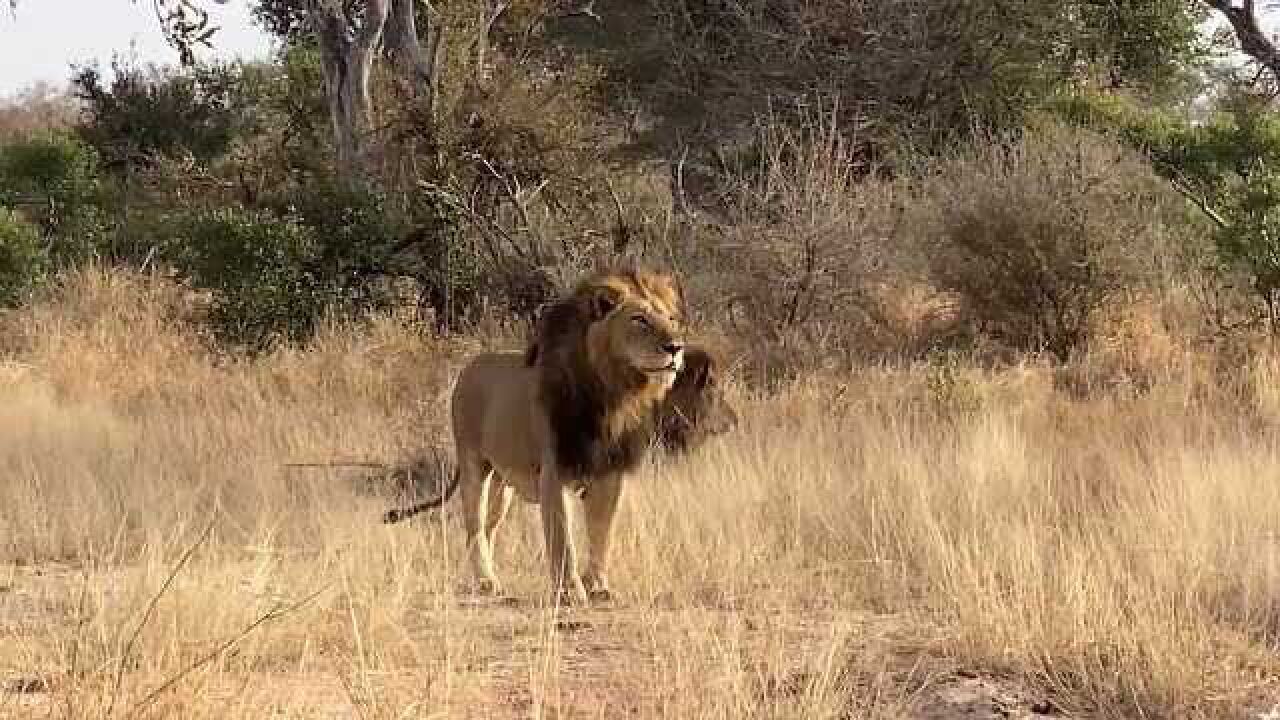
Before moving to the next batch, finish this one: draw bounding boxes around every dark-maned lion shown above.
[382,346,735,518]
[384,268,727,604]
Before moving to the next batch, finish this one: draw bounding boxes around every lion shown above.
[653,345,737,452]
[383,268,711,604]
[382,344,735,518]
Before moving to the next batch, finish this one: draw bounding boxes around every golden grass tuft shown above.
[3,268,1280,719]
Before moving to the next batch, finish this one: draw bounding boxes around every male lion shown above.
[382,345,735,519]
[385,268,710,604]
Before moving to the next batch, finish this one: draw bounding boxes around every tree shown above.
[306,0,391,178]
[13,0,439,180]
[255,0,445,177]
[1201,0,1280,87]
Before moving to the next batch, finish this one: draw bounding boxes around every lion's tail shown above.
[381,464,461,524]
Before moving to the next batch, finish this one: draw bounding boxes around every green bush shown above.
[73,61,246,170]
[0,132,108,262]
[1061,90,1280,331]
[164,208,324,350]
[270,179,405,308]
[0,208,49,307]
[268,179,482,331]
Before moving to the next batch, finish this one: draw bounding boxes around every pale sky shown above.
[0,0,273,97]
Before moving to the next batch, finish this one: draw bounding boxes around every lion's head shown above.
[582,273,685,389]
[531,267,688,476]
[527,268,684,382]
[654,346,738,453]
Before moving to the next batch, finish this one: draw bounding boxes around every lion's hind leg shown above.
[458,452,503,596]
[484,480,515,576]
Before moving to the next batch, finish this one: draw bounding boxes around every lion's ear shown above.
[584,284,624,321]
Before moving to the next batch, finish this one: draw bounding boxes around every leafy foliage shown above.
[1075,0,1209,94]
[1059,90,1280,328]
[566,0,1210,157]
[163,208,325,350]
[0,132,108,262]
[72,60,248,171]
[0,208,48,307]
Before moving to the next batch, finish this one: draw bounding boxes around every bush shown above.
[684,107,925,371]
[0,132,108,262]
[267,179,483,331]
[1062,90,1280,332]
[163,208,324,350]
[268,179,406,308]
[72,60,246,171]
[925,124,1168,361]
[0,209,48,307]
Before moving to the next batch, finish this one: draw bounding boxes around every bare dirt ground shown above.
[1,561,1066,720]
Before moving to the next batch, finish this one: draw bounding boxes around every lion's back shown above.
[451,352,541,468]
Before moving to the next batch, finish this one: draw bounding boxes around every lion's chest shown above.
[546,398,652,479]
[558,431,649,479]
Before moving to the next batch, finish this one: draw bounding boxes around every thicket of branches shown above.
[4,0,1280,366]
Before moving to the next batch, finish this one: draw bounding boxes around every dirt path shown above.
[1,563,1067,719]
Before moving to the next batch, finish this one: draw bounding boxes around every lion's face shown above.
[656,346,738,452]
[583,276,685,386]
[609,301,685,379]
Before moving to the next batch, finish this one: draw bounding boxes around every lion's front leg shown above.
[582,473,623,603]
[539,462,588,606]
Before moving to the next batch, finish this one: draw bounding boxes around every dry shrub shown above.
[0,83,77,142]
[686,108,931,384]
[924,123,1174,362]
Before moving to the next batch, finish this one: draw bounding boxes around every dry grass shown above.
[3,268,1280,719]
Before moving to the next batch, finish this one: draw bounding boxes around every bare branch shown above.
[127,584,331,718]
[604,175,630,253]
[1204,0,1280,85]
[1169,175,1230,230]
[558,0,602,23]
[106,518,216,720]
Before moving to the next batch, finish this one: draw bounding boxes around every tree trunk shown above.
[307,0,391,180]
[1204,0,1280,86]
[384,0,441,120]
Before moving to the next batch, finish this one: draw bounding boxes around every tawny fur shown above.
[381,345,736,522]
[385,268,697,605]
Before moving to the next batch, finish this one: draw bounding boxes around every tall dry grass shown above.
[3,268,1280,719]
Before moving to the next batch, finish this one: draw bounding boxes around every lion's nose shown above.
[663,342,683,356]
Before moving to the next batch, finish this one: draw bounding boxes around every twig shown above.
[672,145,693,219]
[416,179,519,267]
[283,461,389,469]
[105,517,216,720]
[604,175,630,254]
[1168,176,1229,230]
[477,157,550,262]
[558,0,602,23]
[125,584,331,718]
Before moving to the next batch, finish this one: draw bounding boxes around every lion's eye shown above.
[631,314,649,327]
